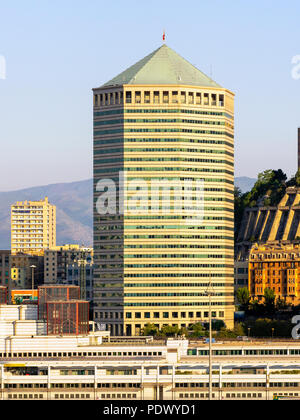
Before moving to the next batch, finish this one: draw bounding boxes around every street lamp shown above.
[248,327,251,337]
[30,265,36,299]
[271,328,274,339]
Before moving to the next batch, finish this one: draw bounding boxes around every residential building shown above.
[11,197,56,255]
[249,243,300,304]
[93,44,235,335]
[0,250,10,287]
[10,253,44,289]
[44,245,93,292]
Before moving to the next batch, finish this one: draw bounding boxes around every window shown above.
[135,91,141,104]
[144,91,150,103]
[163,91,169,103]
[172,91,178,103]
[126,92,132,104]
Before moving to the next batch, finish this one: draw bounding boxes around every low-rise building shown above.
[1,298,300,400]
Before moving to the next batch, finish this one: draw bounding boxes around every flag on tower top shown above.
[163,30,165,42]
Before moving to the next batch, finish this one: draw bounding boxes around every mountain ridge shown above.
[0,176,255,249]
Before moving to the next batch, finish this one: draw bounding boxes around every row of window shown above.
[94,108,232,118]
[175,382,267,388]
[95,311,225,320]
[123,311,224,319]
[94,91,225,107]
[94,118,227,126]
[94,128,233,138]
[98,245,233,250]
[94,137,234,149]
[94,165,234,175]
[97,226,233,231]
[122,301,230,307]
[178,392,263,399]
[97,235,233,241]
[177,392,299,399]
[187,348,291,356]
[0,351,162,359]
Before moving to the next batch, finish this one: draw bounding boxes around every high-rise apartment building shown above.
[93,44,235,335]
[11,197,56,255]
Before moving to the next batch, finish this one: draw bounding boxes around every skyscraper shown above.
[11,197,56,255]
[93,44,234,335]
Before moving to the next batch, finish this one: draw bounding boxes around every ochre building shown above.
[249,243,300,304]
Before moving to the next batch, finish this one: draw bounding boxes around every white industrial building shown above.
[1,304,300,400]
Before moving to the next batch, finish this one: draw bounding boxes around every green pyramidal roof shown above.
[101,44,222,88]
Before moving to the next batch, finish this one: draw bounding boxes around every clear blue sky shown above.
[0,0,300,191]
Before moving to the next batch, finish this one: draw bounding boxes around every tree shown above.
[234,187,244,240]
[276,297,288,311]
[264,288,275,313]
[189,322,206,338]
[160,325,180,337]
[142,323,158,336]
[295,169,300,186]
[217,327,236,338]
[248,298,266,316]
[236,287,250,311]
[233,322,245,336]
